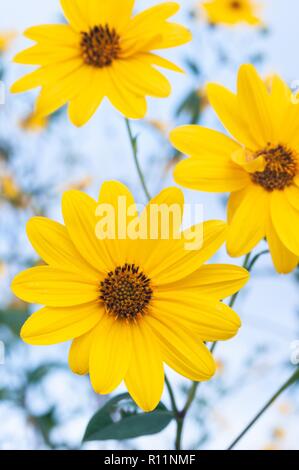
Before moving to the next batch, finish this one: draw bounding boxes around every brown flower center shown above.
[251,144,298,191]
[80,25,121,68]
[230,0,242,9]
[100,264,153,321]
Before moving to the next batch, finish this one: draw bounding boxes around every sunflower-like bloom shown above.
[12,181,248,411]
[10,1,191,126]
[170,65,299,274]
[201,0,262,26]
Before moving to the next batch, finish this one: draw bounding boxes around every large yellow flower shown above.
[12,181,248,411]
[201,0,262,26]
[10,1,191,126]
[170,65,299,274]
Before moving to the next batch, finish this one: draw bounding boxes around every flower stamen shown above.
[100,264,153,321]
[80,25,121,68]
[251,144,298,191]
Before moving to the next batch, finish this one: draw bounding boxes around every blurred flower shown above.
[272,427,286,440]
[12,181,248,411]
[0,174,30,208]
[11,1,191,126]
[171,64,299,274]
[0,31,17,53]
[19,111,48,133]
[0,261,6,279]
[147,119,169,136]
[201,0,262,26]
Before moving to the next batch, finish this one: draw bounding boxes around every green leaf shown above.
[83,394,174,442]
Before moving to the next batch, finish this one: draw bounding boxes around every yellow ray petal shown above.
[142,52,184,73]
[68,69,105,127]
[151,293,241,341]
[35,65,91,117]
[285,185,299,211]
[171,126,249,192]
[14,44,79,66]
[21,302,102,345]
[206,83,258,150]
[157,264,249,300]
[97,181,138,266]
[69,328,96,375]
[62,190,115,273]
[271,190,299,256]
[112,58,171,98]
[24,24,78,46]
[11,58,83,94]
[90,315,132,394]
[87,0,134,32]
[227,187,248,223]
[227,184,269,257]
[125,321,164,412]
[148,220,227,285]
[12,266,99,307]
[237,64,274,147]
[266,215,298,274]
[146,315,216,381]
[26,217,100,278]
[105,66,147,119]
[60,0,89,31]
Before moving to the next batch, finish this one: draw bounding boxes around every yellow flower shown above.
[170,65,299,274]
[201,0,262,26]
[11,1,191,127]
[19,111,48,132]
[0,31,17,53]
[12,181,248,411]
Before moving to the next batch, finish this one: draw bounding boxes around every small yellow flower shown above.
[0,31,17,53]
[170,65,299,274]
[11,1,191,127]
[12,181,248,411]
[201,0,262,26]
[19,111,48,132]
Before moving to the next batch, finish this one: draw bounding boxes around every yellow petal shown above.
[157,264,249,300]
[21,302,102,345]
[206,82,258,150]
[26,217,99,278]
[88,0,134,32]
[68,69,105,126]
[285,185,299,211]
[97,181,138,266]
[237,64,274,147]
[151,293,241,341]
[35,65,91,117]
[69,328,96,375]
[90,315,132,394]
[11,59,83,94]
[148,220,227,285]
[12,266,99,307]
[271,190,299,256]
[171,126,249,192]
[60,0,89,31]
[146,315,216,381]
[227,184,269,257]
[266,215,298,274]
[24,24,78,46]
[105,66,147,119]
[125,321,164,412]
[112,58,171,98]
[62,190,115,273]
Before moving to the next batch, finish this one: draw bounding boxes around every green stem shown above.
[165,375,179,415]
[227,367,299,450]
[125,118,151,202]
